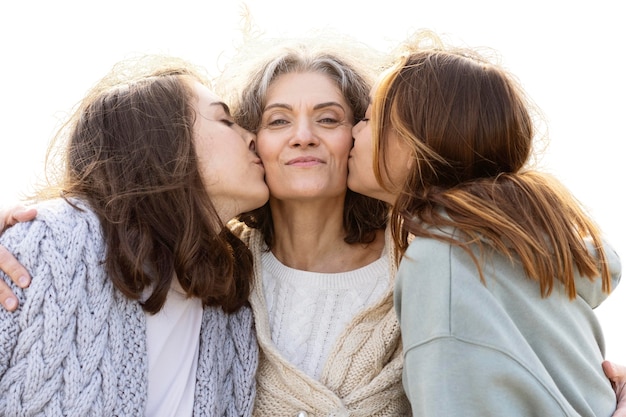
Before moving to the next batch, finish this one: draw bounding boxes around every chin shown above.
[246,197,270,212]
[346,178,360,193]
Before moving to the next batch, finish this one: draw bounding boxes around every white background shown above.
[1,1,624,363]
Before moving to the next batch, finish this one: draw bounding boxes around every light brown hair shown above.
[374,36,611,298]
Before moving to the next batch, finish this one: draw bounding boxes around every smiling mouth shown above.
[286,157,323,166]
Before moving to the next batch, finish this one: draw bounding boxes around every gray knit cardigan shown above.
[0,198,257,416]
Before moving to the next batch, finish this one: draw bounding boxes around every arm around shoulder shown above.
[0,205,38,310]
[0,200,106,382]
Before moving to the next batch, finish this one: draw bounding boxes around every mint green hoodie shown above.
[395,229,621,416]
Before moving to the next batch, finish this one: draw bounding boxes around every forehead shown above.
[192,81,228,114]
[191,81,219,102]
[267,71,346,103]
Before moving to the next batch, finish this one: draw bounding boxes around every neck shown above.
[268,197,385,272]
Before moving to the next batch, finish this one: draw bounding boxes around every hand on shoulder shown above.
[0,204,37,311]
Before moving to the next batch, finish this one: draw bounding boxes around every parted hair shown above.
[217,33,389,247]
[374,32,611,298]
[41,55,253,313]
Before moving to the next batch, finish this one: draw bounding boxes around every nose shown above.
[289,119,319,148]
[236,125,257,151]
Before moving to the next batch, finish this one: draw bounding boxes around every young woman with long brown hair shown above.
[348,31,622,416]
[0,55,267,416]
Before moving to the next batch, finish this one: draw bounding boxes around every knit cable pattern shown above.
[193,305,258,417]
[0,200,145,416]
[244,225,411,417]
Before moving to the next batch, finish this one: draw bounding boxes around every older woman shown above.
[218,34,410,415]
[2,32,626,417]
[0,35,409,416]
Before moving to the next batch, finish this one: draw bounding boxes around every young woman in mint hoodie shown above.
[348,31,622,416]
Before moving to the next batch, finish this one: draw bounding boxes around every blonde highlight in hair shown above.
[377,31,611,298]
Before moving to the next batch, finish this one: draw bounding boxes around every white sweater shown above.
[228,220,411,417]
[261,250,389,379]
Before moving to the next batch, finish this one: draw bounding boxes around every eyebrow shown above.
[264,101,346,112]
[210,101,231,115]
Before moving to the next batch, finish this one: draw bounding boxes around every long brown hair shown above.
[374,37,611,298]
[218,36,389,247]
[41,56,253,313]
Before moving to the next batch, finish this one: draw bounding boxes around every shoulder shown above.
[395,227,491,343]
[0,198,113,374]
[0,198,107,299]
[597,237,621,290]
[37,198,101,231]
[13,198,103,259]
[576,237,622,307]
[2,198,101,245]
[399,227,456,279]
[394,232,456,336]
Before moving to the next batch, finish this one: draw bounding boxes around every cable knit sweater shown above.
[260,250,389,380]
[0,199,258,417]
[230,221,411,417]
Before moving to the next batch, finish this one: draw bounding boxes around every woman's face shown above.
[256,72,354,202]
[192,82,269,222]
[348,82,412,205]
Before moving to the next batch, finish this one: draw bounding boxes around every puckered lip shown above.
[286,156,324,165]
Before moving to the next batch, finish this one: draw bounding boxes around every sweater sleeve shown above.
[0,259,24,378]
[394,237,581,417]
[0,217,51,378]
[575,238,622,308]
[400,336,575,416]
[0,200,117,416]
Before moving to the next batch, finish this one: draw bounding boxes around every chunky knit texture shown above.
[229,220,411,417]
[0,199,258,416]
[261,250,389,380]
